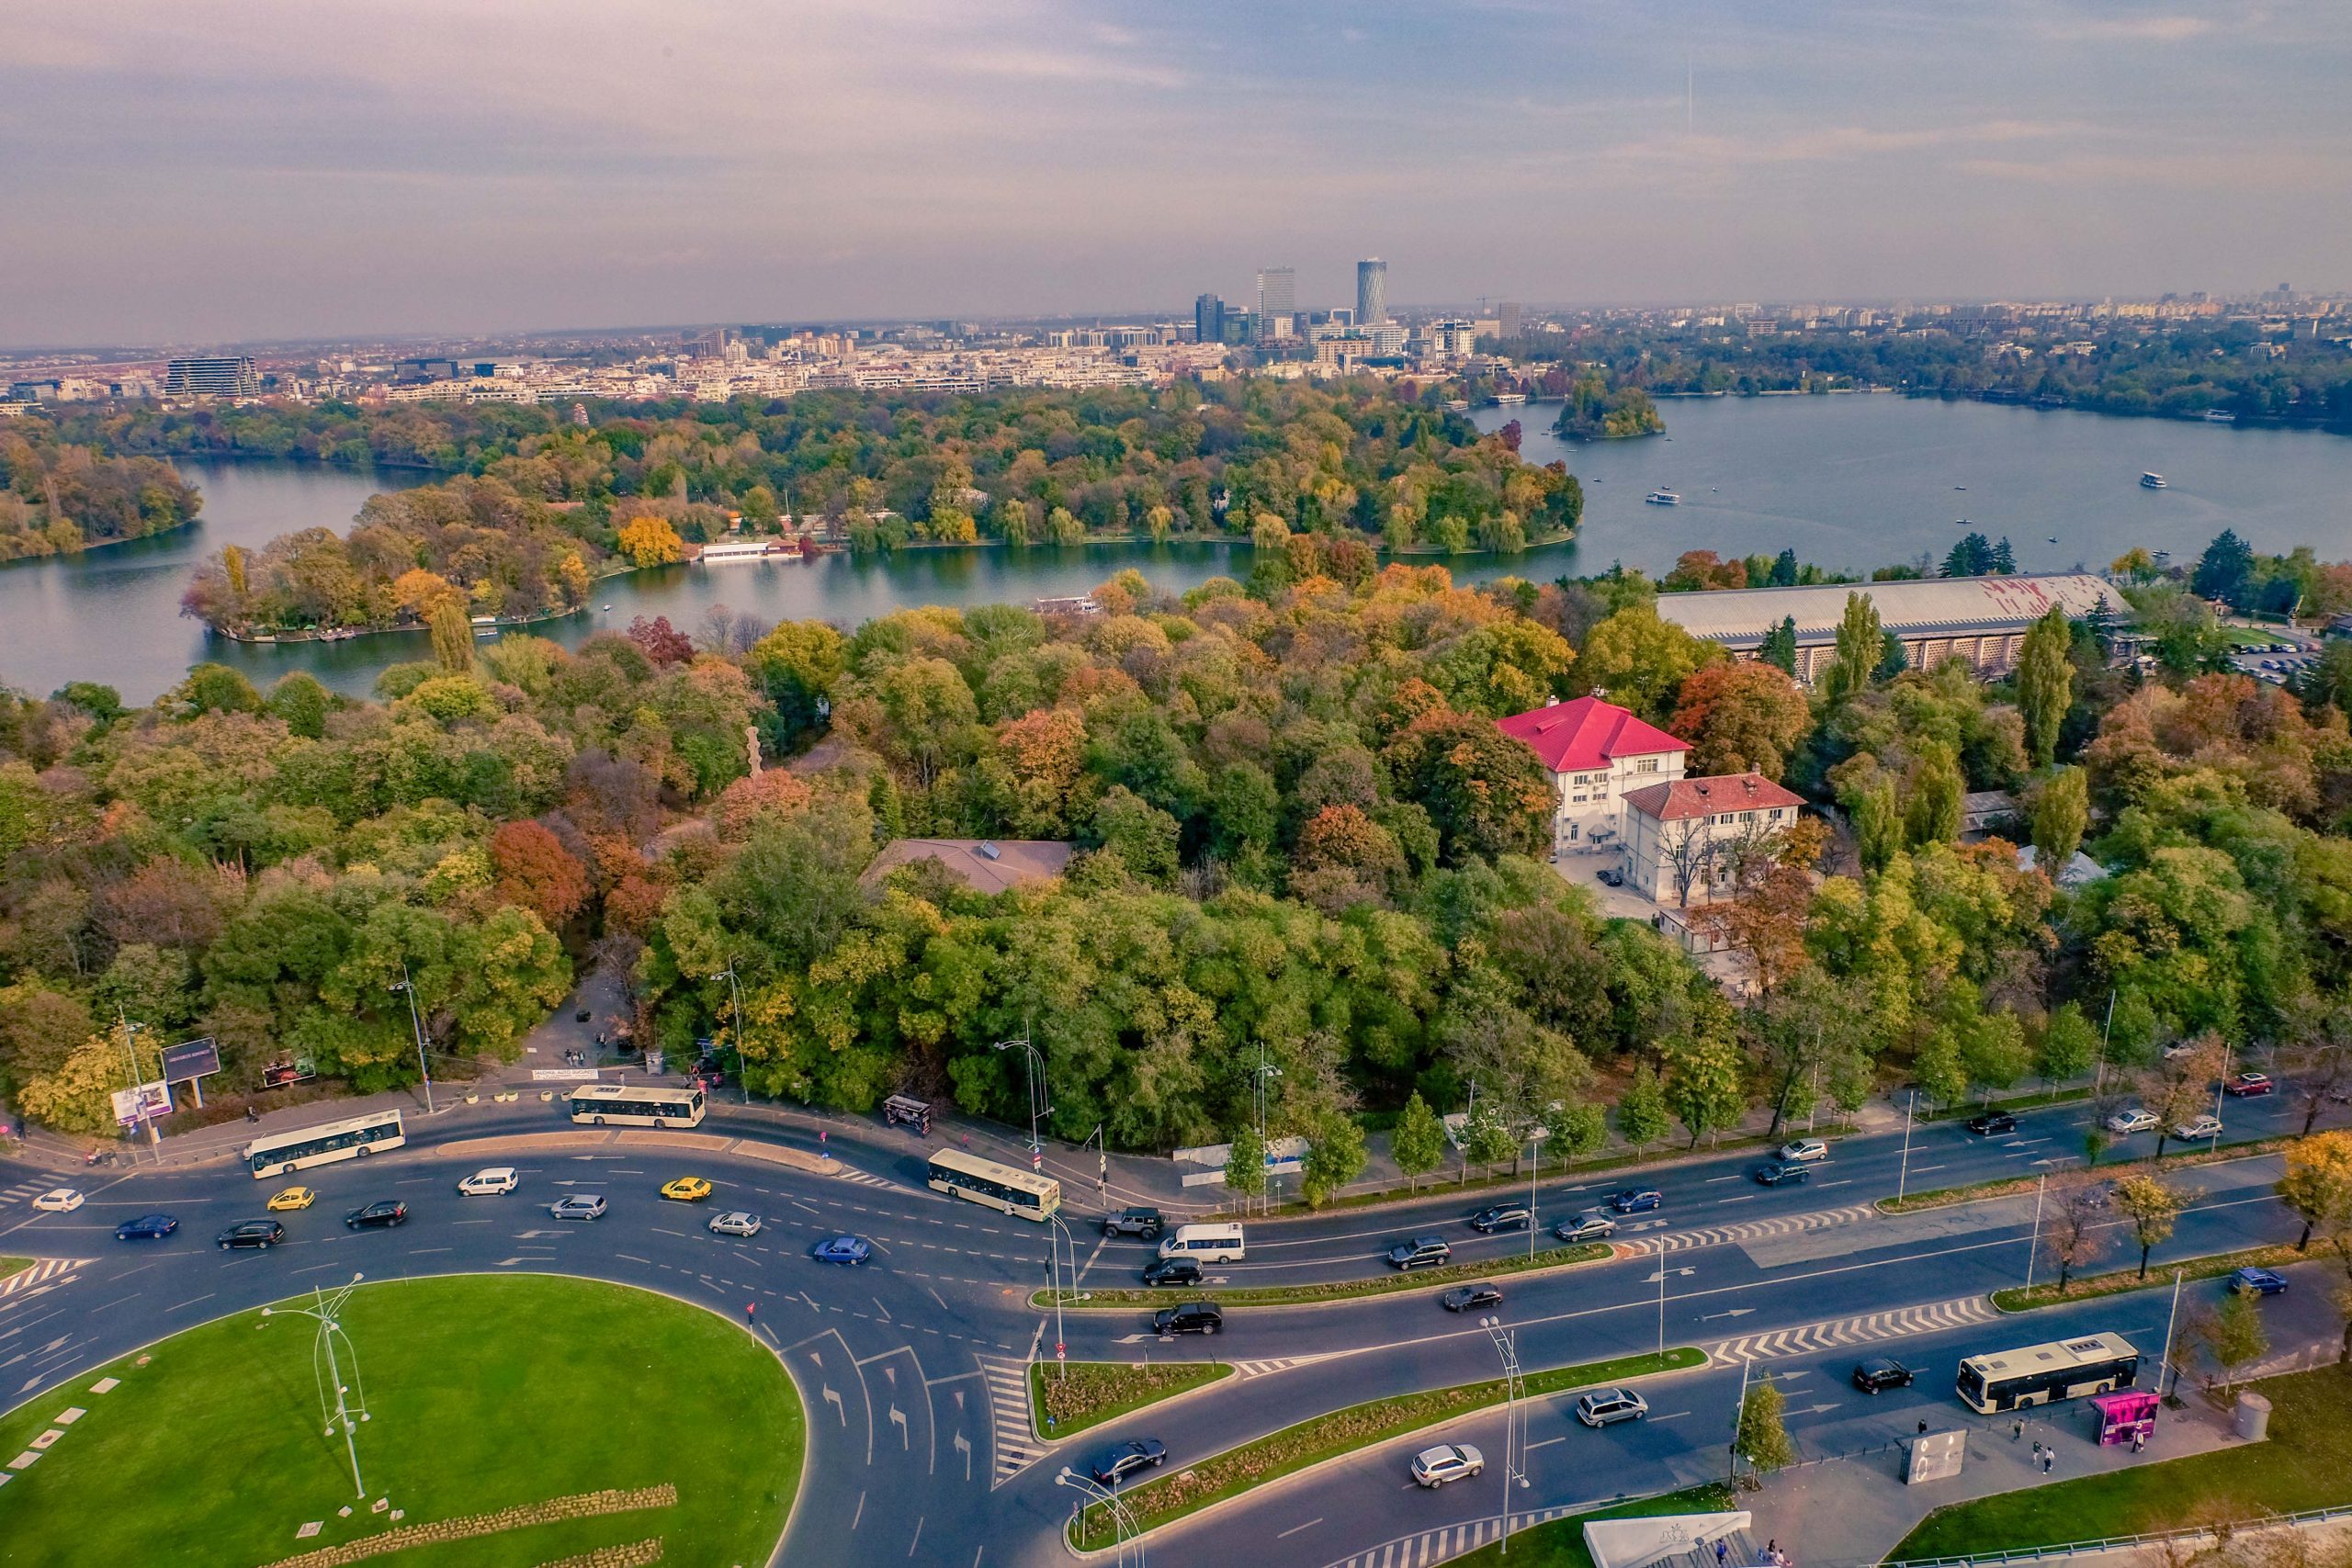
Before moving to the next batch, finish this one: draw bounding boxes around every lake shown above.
[4,395,2350,704]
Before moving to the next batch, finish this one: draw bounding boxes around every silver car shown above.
[1410,1443,1485,1487]
[1555,1212,1617,1243]
[1576,1387,1649,1427]
[2105,1108,2158,1134]
[549,1194,608,1221]
[708,1210,763,1237]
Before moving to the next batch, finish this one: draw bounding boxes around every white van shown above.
[1157,1223,1246,1264]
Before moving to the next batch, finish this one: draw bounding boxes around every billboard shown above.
[161,1037,221,1084]
[111,1081,173,1126]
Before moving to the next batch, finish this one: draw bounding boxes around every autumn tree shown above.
[1668,661,1813,780]
[626,615,695,666]
[616,513,684,568]
[1579,604,1724,722]
[1384,711,1553,863]
[1736,1376,1797,1475]
[428,597,473,673]
[2145,1035,2228,1157]
[2277,1129,2352,1256]
[2194,1290,2269,1394]
[2027,765,2089,874]
[488,820,590,929]
[2037,1176,2115,1292]
[2110,1171,2188,1279]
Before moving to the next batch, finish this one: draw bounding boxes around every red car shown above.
[2224,1072,2274,1098]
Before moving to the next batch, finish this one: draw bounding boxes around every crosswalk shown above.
[834,1167,904,1191]
[1230,1353,1343,1380]
[0,1173,74,1211]
[1321,1505,1589,1568]
[0,1258,87,1306]
[978,1357,1052,1488]
[1645,1203,1876,1256]
[1706,1294,1998,1367]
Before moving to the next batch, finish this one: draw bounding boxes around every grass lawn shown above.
[1029,1359,1233,1439]
[1992,1240,2312,1313]
[1894,1364,2352,1559]
[1043,1241,1612,1310]
[1451,1484,1738,1568]
[0,1274,802,1568]
[0,1257,28,1282]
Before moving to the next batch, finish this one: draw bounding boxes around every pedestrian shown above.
[2031,1440,2042,1460]
[2043,1449,2055,1474]
[2012,1418,2025,1441]
[1917,1419,1929,1435]
[2132,1429,2147,1455]
[1716,1540,1729,1568]
[745,1301,757,1326]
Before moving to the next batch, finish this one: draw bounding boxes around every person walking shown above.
[1716,1540,1729,1568]
[745,1301,757,1327]
[2042,1448,2055,1475]
[2012,1418,2025,1441]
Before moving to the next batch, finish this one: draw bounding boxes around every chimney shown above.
[1544,695,1558,707]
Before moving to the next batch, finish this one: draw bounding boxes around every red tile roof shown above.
[1495,695,1689,774]
[1623,773,1804,823]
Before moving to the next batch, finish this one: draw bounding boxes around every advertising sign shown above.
[110,1080,173,1126]
[161,1037,222,1084]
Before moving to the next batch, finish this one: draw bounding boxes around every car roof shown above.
[1416,1444,1465,1463]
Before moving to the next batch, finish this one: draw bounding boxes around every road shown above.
[0,1083,2334,1568]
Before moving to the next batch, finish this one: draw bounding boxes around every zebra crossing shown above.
[833,1167,904,1192]
[978,1357,1053,1488]
[0,1174,73,1211]
[1705,1294,1999,1367]
[1321,1505,1588,1568]
[1230,1352,1343,1380]
[1644,1203,1876,1257]
[0,1258,87,1307]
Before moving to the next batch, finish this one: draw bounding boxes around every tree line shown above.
[0,422,201,563]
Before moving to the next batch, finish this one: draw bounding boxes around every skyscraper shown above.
[1256,267,1295,337]
[1356,259,1388,326]
[1497,301,1522,340]
[164,355,259,397]
[1194,293,1225,345]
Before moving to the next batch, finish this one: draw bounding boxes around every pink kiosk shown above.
[2089,1389,2159,1448]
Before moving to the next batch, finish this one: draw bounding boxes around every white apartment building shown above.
[1494,695,1690,855]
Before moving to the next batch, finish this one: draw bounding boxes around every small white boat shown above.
[2203,411,2235,423]
[1443,399,1469,412]
[1494,392,1527,406]
[1645,489,1681,505]
[2140,472,2168,490]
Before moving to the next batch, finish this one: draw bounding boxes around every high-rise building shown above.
[1356,259,1389,326]
[1256,267,1295,338]
[1194,293,1225,345]
[164,355,259,398]
[1498,301,1522,339]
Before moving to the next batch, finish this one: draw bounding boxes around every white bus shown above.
[567,1083,707,1128]
[1956,1332,2140,1414]
[245,1110,407,1179]
[927,1147,1059,1221]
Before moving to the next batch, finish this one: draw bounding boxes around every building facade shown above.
[1256,267,1295,338]
[1495,695,1689,855]
[1194,294,1225,345]
[1621,773,1805,907]
[1356,259,1388,325]
[164,356,259,398]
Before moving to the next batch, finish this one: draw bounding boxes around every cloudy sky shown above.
[3,0,2345,346]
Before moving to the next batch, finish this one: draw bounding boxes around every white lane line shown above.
[1278,1517,1325,1540]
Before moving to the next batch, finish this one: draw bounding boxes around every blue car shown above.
[2230,1267,2288,1297]
[115,1213,178,1241]
[1607,1189,1663,1214]
[809,1235,873,1266]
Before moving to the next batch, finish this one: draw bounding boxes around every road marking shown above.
[1278,1517,1325,1539]
[1646,1204,1874,1257]
[978,1357,1050,1487]
[0,1259,85,1303]
[166,1293,215,1314]
[1525,1435,1566,1451]
[1706,1294,1998,1367]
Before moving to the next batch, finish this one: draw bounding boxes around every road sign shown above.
[110,1081,172,1126]
[1056,1342,1065,1361]
[160,1037,221,1084]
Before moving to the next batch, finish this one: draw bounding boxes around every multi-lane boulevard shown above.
[0,1082,2335,1568]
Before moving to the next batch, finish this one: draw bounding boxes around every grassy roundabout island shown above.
[0,1275,802,1568]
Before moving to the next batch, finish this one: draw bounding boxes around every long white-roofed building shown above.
[1653,572,2129,686]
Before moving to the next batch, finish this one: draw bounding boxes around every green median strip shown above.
[1879,1135,2289,1214]
[1992,1241,2312,1313]
[1069,1347,1708,1551]
[1028,1359,1234,1441]
[1035,1241,1613,1311]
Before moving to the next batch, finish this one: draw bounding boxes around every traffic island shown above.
[1029,1359,1234,1440]
[1991,1243,2313,1313]
[1878,1138,2290,1215]
[1035,1240,1613,1311]
[1068,1347,1707,1551]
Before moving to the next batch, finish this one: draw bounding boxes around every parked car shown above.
[1087,1438,1167,1485]
[1410,1443,1485,1487]
[1965,1111,2018,1136]
[1152,1302,1223,1337]
[1102,1207,1166,1240]
[217,1219,287,1250]
[2105,1108,2159,1135]
[266,1186,316,1212]
[1555,1212,1618,1243]
[458,1167,520,1197]
[1142,1256,1202,1287]
[1440,1283,1504,1313]
[1468,1201,1533,1234]
[549,1194,607,1221]
[2230,1267,2289,1297]
[2162,1041,2203,1061]
[659,1176,714,1203]
[707,1210,763,1238]
[1851,1357,1916,1393]
[1597,867,1625,887]
[30,1189,83,1213]
[1607,1188,1664,1214]
[809,1235,873,1266]
[1575,1388,1649,1427]
[1752,1160,1811,1187]
[115,1213,177,1242]
[1386,1236,1453,1269]
[2224,1073,2275,1098]
[2173,1114,2224,1141]
[1779,1138,1830,1164]
[345,1200,408,1230]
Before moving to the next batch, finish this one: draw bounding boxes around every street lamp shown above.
[261,1274,372,1499]
[1255,1046,1282,1215]
[1056,1468,1147,1567]
[995,1034,1047,1168]
[115,1008,160,1153]
[715,962,748,1104]
[2023,1172,2049,1292]
[1481,1315,1528,1554]
[1046,1213,1077,1382]
[389,961,435,1115]
[1895,1091,1918,1202]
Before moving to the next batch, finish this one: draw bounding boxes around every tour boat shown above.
[1494,392,1527,406]
[2140,472,2168,489]
[1645,489,1680,505]
[2202,411,2235,423]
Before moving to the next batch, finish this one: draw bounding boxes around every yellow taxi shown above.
[266,1186,317,1213]
[659,1176,714,1203]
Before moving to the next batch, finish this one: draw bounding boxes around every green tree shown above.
[1758,615,1799,675]
[1665,1035,1747,1148]
[2016,607,2075,768]
[1905,744,1964,847]
[2027,765,2089,874]
[2036,1002,2099,1088]
[2110,1172,2186,1280]
[1224,1123,1268,1211]
[1821,591,1883,703]
[2197,1289,2269,1394]
[1391,1091,1447,1192]
[1302,1114,1367,1208]
[428,597,474,674]
[1578,605,1722,722]
[747,619,846,749]
[1736,1377,1797,1475]
[1615,1062,1672,1153]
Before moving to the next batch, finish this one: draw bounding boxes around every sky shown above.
[3,0,2346,347]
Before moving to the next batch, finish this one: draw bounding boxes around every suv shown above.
[1851,1357,1916,1393]
[344,1200,408,1230]
[1152,1302,1223,1337]
[1386,1236,1453,1269]
[1102,1207,1166,1240]
[1965,1111,2018,1136]
[1142,1256,1202,1287]
[1468,1201,1532,1234]
[1751,1160,1811,1187]
[549,1194,608,1222]
[1576,1388,1649,1427]
[2173,1113,2223,1141]
[2224,1073,2274,1098]
[216,1219,287,1250]
[1411,1443,1485,1487]
[1440,1283,1504,1313]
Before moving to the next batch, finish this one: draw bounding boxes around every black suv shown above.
[1142,1256,1202,1287]
[216,1219,287,1250]
[1386,1235,1453,1269]
[345,1200,409,1230]
[1752,1161,1811,1187]
[1851,1357,1917,1393]
[1965,1111,2018,1136]
[1102,1207,1166,1240]
[1152,1302,1223,1337]
[1468,1201,1532,1234]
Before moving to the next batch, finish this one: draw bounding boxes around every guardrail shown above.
[1882,1502,2352,1568]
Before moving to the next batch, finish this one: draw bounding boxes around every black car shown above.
[1142,1256,1202,1287]
[1965,1111,2018,1136]
[1752,1160,1811,1187]
[344,1200,409,1230]
[1151,1302,1223,1337]
[1468,1201,1532,1234]
[1088,1438,1168,1485]
[1102,1207,1166,1240]
[1851,1357,1917,1393]
[1386,1235,1453,1269]
[1440,1283,1504,1313]
[115,1213,178,1242]
[216,1219,287,1250]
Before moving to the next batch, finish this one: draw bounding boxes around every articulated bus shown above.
[1955,1332,2140,1413]
[566,1083,707,1128]
[926,1147,1060,1221]
[245,1110,407,1179]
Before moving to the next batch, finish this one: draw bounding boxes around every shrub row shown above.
[537,1539,664,1568]
[1030,1359,1232,1439]
[261,1484,676,1568]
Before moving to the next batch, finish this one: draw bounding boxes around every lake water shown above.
[5,396,2351,704]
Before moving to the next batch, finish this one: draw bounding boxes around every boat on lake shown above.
[1645,489,1681,505]
[1493,392,1527,406]
[2203,411,2236,423]
[2140,472,2168,490]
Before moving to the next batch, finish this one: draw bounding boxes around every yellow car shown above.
[267,1186,316,1213]
[660,1176,713,1203]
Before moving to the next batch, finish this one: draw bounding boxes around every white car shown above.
[549,1194,608,1221]
[30,1188,84,1213]
[2162,1041,2203,1061]
[1410,1443,1485,1487]
[1779,1138,1829,1164]
[2105,1108,2159,1135]
[708,1210,763,1238]
[458,1167,520,1197]
[2172,1114,2223,1141]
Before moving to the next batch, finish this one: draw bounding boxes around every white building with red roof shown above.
[1622,773,1806,907]
[1495,694,1690,856]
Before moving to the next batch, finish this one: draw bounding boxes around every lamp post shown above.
[1895,1091,1917,1202]
[996,1033,1047,1170]
[2157,1266,2187,1401]
[1046,1213,1076,1382]
[1056,1469,1146,1567]
[2023,1172,2049,1292]
[1255,1046,1282,1215]
[261,1274,371,1499]
[1481,1315,1528,1554]
[115,1008,159,1152]
[1527,1132,1541,1261]
[389,961,435,1116]
[715,962,747,1104]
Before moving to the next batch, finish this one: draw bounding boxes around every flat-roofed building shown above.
[164,355,259,398]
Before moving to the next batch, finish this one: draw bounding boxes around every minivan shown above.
[1157,1223,1246,1264]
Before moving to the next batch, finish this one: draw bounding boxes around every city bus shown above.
[244,1110,407,1179]
[566,1083,707,1128]
[926,1147,1060,1221]
[1955,1332,2140,1414]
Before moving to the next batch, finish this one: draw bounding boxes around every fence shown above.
[1883,1503,2352,1568]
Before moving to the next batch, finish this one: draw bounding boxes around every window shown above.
[1634,758,1661,773]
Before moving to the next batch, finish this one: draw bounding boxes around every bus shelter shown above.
[2089,1389,2158,1447]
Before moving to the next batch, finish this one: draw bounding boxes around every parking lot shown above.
[2227,631,2319,685]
